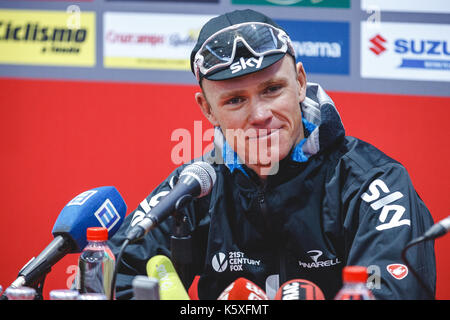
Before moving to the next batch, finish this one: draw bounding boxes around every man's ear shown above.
[296,61,307,102]
[195,91,219,127]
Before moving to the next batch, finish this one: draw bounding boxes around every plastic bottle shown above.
[76,227,115,299]
[78,293,107,300]
[334,266,376,300]
[49,289,79,300]
[4,286,36,300]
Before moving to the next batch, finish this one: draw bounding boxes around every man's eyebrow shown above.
[257,77,289,89]
[218,89,247,101]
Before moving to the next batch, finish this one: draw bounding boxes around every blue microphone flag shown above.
[52,186,127,252]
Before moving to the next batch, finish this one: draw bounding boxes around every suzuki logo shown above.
[369,34,387,55]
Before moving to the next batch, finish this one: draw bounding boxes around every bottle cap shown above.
[342,266,368,283]
[86,227,108,241]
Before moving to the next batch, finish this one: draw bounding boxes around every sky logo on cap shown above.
[230,56,264,74]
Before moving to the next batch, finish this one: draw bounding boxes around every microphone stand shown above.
[0,273,46,300]
[31,274,46,300]
[171,195,194,290]
[401,236,435,300]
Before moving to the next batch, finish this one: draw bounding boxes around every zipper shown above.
[256,183,288,286]
[257,190,268,217]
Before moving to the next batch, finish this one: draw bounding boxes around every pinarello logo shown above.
[369,34,387,55]
[387,264,408,280]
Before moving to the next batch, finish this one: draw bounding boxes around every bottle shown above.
[78,293,107,300]
[334,266,376,300]
[49,289,79,300]
[77,227,115,299]
[4,286,36,300]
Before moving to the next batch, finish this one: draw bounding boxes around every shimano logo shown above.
[230,56,264,74]
[298,250,341,269]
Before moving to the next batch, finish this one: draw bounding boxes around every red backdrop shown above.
[0,78,448,299]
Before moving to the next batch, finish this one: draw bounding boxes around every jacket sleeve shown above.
[107,167,185,300]
[343,162,436,300]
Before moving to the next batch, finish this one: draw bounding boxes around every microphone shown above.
[217,278,269,300]
[421,215,450,241]
[146,255,190,300]
[9,186,126,289]
[126,161,216,242]
[400,215,449,300]
[274,279,325,300]
[132,275,160,300]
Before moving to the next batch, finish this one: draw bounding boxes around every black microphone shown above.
[421,215,450,241]
[126,161,216,242]
[400,215,449,300]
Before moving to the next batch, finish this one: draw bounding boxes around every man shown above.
[108,9,436,300]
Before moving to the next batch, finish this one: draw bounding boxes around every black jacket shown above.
[108,83,436,300]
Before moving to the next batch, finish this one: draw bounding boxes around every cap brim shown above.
[204,52,286,81]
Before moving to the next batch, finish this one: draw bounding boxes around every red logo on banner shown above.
[387,264,408,280]
[369,34,387,55]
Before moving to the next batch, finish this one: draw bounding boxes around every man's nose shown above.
[249,101,273,128]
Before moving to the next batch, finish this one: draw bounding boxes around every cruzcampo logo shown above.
[231,0,350,8]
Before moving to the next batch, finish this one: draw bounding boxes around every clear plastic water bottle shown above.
[77,293,107,300]
[49,289,79,300]
[76,227,115,299]
[4,286,36,300]
[334,266,376,300]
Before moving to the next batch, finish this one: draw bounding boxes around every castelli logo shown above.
[387,264,408,280]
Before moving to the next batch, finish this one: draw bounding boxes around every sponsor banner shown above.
[0,9,95,67]
[107,0,217,2]
[276,19,349,75]
[231,0,350,8]
[103,12,214,70]
[361,22,450,82]
[361,0,450,14]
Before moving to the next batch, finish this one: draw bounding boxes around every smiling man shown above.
[195,54,305,177]
[108,9,436,300]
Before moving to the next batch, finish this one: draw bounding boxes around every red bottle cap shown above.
[86,227,108,241]
[342,266,368,283]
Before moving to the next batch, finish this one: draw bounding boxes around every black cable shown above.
[110,238,130,300]
[401,236,435,300]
